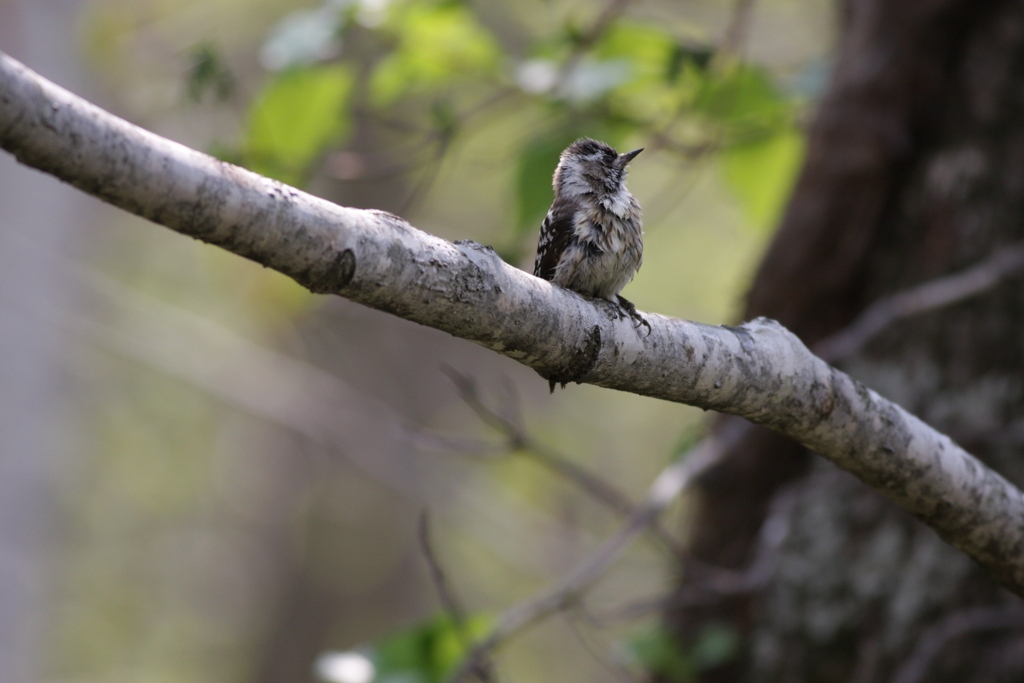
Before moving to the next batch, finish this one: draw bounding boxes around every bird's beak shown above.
[617,148,643,167]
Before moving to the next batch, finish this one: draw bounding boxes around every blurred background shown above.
[19,0,1016,682]
[0,0,826,680]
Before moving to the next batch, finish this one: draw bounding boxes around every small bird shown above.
[534,138,648,391]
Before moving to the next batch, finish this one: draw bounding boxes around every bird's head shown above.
[553,138,642,198]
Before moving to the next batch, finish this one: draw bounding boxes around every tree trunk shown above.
[664,0,1024,681]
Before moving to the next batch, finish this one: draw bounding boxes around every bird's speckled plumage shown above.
[533,138,644,302]
[533,138,646,391]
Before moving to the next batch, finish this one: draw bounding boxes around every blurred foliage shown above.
[623,624,695,681]
[314,614,491,683]
[244,63,355,184]
[370,614,491,683]
[233,0,810,243]
[723,125,805,231]
[368,3,501,106]
[186,43,236,102]
[689,622,741,671]
[622,622,739,682]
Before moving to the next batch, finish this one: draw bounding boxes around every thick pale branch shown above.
[2,52,1024,595]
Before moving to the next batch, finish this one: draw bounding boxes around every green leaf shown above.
[693,65,791,142]
[516,133,574,234]
[622,625,695,682]
[591,22,695,120]
[722,126,804,232]
[594,22,677,73]
[369,4,500,106]
[620,622,740,681]
[690,622,740,671]
[667,43,715,80]
[369,613,491,683]
[185,42,234,102]
[243,64,354,185]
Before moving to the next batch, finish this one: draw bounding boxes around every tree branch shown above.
[3,52,1024,596]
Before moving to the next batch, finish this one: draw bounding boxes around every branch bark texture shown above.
[2,52,1024,595]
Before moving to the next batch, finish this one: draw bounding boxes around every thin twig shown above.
[720,0,758,58]
[419,510,470,630]
[577,0,636,52]
[441,365,634,508]
[418,511,496,683]
[556,0,637,88]
[587,473,799,624]
[398,134,452,215]
[450,427,744,683]
[563,606,640,683]
[644,131,717,160]
[440,365,687,558]
[815,241,1024,361]
[891,606,1024,683]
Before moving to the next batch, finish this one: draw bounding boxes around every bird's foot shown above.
[548,379,568,393]
[617,295,651,337]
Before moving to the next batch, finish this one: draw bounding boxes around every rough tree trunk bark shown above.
[664,0,1024,681]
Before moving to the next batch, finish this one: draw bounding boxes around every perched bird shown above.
[534,138,647,390]
[533,138,648,389]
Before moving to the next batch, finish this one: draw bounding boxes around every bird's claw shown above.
[617,296,652,337]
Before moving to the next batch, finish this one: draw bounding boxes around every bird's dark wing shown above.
[533,197,578,282]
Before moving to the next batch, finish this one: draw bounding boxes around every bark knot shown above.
[305,248,356,294]
[543,325,602,388]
